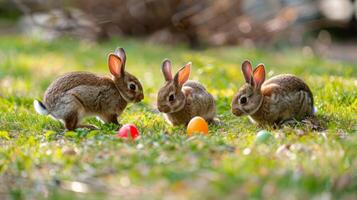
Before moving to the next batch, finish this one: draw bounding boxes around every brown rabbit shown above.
[231,60,314,126]
[157,59,216,126]
[34,48,144,130]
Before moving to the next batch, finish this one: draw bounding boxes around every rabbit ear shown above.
[182,86,193,97]
[174,62,191,87]
[242,60,253,85]
[161,59,173,81]
[108,54,124,77]
[114,47,126,67]
[253,64,265,89]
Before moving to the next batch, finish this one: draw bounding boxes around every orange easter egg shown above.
[187,116,209,136]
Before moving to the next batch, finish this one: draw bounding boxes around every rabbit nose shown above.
[232,107,243,116]
[158,105,170,113]
[138,93,144,100]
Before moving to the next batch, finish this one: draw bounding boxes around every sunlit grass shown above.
[0,36,356,199]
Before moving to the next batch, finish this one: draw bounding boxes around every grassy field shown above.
[0,36,356,200]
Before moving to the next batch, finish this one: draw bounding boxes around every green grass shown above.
[0,36,356,199]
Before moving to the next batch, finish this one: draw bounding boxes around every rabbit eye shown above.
[240,96,247,104]
[128,82,136,91]
[169,94,175,102]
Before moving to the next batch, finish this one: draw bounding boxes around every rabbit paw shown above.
[77,124,98,130]
[208,118,223,126]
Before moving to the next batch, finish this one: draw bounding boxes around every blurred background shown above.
[0,2,356,199]
[1,0,357,62]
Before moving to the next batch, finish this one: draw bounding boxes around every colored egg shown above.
[255,130,273,143]
[117,124,139,140]
[187,116,209,136]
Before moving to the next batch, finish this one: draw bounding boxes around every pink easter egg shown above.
[117,124,139,140]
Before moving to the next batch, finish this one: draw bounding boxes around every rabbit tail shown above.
[34,99,49,115]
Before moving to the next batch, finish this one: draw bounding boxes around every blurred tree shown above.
[9,0,357,47]
[0,0,21,20]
